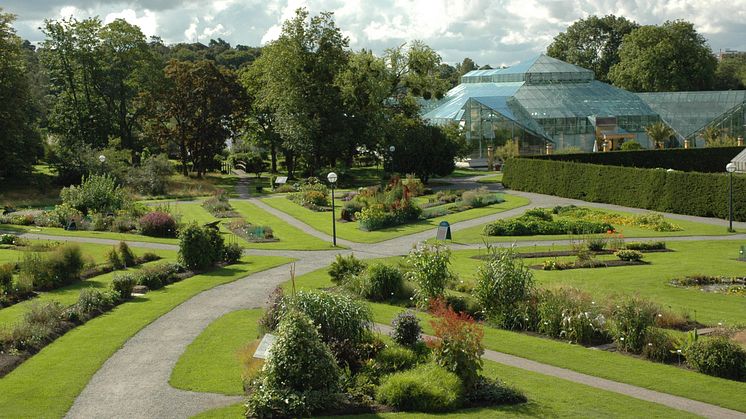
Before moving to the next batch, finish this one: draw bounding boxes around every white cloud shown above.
[104,9,158,37]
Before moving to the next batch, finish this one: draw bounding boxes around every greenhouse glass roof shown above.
[637,91,746,139]
[461,55,593,84]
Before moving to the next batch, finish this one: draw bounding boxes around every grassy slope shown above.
[288,258,746,413]
[0,256,292,419]
[261,194,530,244]
[453,206,740,244]
[170,309,263,395]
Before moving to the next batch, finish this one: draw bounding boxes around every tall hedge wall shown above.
[503,158,746,221]
[530,147,745,173]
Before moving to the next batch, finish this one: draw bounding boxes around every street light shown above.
[98,155,106,173]
[327,171,338,247]
[386,145,396,174]
[726,162,737,232]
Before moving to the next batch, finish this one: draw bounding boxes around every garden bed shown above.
[530,259,649,270]
[669,275,746,295]
[471,248,671,260]
[226,220,278,243]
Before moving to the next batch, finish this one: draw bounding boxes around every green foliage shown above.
[138,211,177,237]
[111,273,136,300]
[286,291,372,347]
[615,249,644,261]
[178,223,225,270]
[328,253,366,284]
[686,338,746,380]
[608,20,717,91]
[538,288,608,345]
[107,247,123,270]
[60,174,127,214]
[19,244,84,290]
[118,241,136,267]
[531,146,744,173]
[391,310,422,348]
[0,302,65,352]
[376,363,462,412]
[645,122,675,148]
[246,311,341,418]
[354,178,423,231]
[74,288,116,319]
[347,263,404,301]
[125,154,173,195]
[483,209,613,236]
[428,299,484,389]
[371,346,419,375]
[625,241,666,250]
[502,158,746,221]
[641,328,677,363]
[388,115,459,183]
[135,262,183,290]
[473,247,535,330]
[0,263,13,293]
[466,376,527,406]
[287,178,329,210]
[202,191,236,217]
[620,140,643,151]
[609,297,659,354]
[546,15,639,83]
[405,243,453,307]
[222,242,243,264]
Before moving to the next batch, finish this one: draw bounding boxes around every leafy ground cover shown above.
[261,194,530,243]
[453,206,739,244]
[286,248,746,413]
[170,309,262,395]
[0,255,292,419]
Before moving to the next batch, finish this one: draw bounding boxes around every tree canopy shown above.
[547,15,639,82]
[608,20,717,92]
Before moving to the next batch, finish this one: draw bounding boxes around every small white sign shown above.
[253,333,277,359]
[275,176,288,185]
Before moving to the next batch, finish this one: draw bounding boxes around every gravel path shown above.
[41,172,746,418]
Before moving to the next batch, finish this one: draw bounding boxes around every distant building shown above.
[423,55,746,158]
[718,49,746,61]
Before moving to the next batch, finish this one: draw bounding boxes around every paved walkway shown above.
[47,173,746,418]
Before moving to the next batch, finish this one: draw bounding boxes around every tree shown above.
[645,121,675,149]
[608,20,717,92]
[0,10,42,179]
[389,115,459,183]
[145,60,245,177]
[547,15,639,82]
[715,55,746,90]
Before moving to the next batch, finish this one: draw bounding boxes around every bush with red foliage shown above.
[139,211,177,237]
[427,298,484,389]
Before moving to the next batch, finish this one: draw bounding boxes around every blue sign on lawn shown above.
[436,221,452,240]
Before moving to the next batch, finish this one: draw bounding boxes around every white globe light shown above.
[726,162,737,173]
[327,172,338,183]
[389,145,395,153]
[99,155,106,163]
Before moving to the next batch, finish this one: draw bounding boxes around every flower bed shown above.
[483,208,614,236]
[670,275,746,295]
[226,220,277,243]
[202,191,239,218]
[552,205,682,232]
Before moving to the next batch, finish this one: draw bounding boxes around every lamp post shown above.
[726,162,737,232]
[388,145,395,174]
[327,171,338,247]
[98,154,106,173]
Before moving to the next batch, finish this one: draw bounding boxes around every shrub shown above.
[371,346,419,375]
[118,242,136,267]
[111,273,137,300]
[75,288,116,319]
[615,249,643,262]
[686,338,746,380]
[0,234,16,245]
[641,328,677,363]
[202,191,236,217]
[467,376,527,405]
[405,243,453,308]
[620,140,643,151]
[625,241,666,251]
[258,286,285,333]
[538,288,607,345]
[0,263,14,293]
[376,363,462,412]
[340,200,365,221]
[140,252,161,263]
[609,297,659,353]
[107,247,124,270]
[473,246,534,330]
[3,302,65,352]
[483,217,613,236]
[427,299,484,389]
[328,253,366,284]
[20,244,85,290]
[60,174,127,214]
[135,263,182,290]
[247,310,342,418]
[222,242,243,264]
[585,236,608,251]
[461,187,502,208]
[391,310,422,348]
[139,211,177,238]
[178,223,224,270]
[352,264,404,301]
[286,291,372,346]
[125,154,173,195]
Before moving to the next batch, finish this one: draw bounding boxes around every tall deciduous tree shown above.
[608,20,717,92]
[388,115,459,183]
[146,60,246,177]
[0,10,42,179]
[547,15,638,82]
[715,55,746,90]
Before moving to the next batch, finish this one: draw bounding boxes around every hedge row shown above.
[503,158,746,221]
[530,147,745,173]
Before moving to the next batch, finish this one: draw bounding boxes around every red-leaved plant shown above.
[426,298,484,389]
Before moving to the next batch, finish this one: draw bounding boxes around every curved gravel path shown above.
[34,172,745,419]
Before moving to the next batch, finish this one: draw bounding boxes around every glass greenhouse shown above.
[423,55,746,157]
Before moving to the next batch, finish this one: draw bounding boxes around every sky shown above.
[4,0,746,67]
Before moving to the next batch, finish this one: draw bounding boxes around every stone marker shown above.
[436,220,451,240]
[253,333,277,359]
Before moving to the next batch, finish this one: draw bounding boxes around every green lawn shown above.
[0,255,293,419]
[170,309,263,395]
[0,240,124,266]
[287,255,746,413]
[476,173,503,184]
[452,205,740,244]
[231,201,335,250]
[445,169,500,178]
[261,194,530,243]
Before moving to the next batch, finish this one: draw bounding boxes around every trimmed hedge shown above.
[503,158,746,221]
[531,147,744,173]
